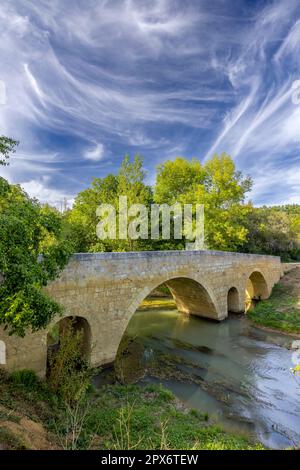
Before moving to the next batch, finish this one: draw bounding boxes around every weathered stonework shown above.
[0,250,282,377]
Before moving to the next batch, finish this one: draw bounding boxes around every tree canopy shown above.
[64,154,153,252]
[0,138,73,336]
[64,152,299,259]
[154,154,253,251]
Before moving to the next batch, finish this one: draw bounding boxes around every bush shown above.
[47,321,92,405]
[10,369,39,389]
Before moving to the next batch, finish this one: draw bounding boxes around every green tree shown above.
[154,153,252,251]
[65,155,153,252]
[64,173,119,252]
[0,137,73,336]
[0,136,17,166]
[241,206,300,260]
[154,157,205,204]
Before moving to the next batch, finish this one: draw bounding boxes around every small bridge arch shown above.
[246,270,270,300]
[245,269,271,311]
[227,287,241,313]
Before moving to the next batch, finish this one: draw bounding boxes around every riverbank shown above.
[1,269,299,451]
[0,369,263,450]
[248,266,300,335]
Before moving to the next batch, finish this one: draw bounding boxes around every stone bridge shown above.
[0,250,282,377]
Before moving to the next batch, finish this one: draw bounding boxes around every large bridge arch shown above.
[113,275,221,366]
[127,275,220,321]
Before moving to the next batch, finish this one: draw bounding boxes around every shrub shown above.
[47,321,92,405]
[10,369,39,389]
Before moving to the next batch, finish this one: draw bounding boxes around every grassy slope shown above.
[0,371,263,450]
[248,267,300,334]
[139,297,176,310]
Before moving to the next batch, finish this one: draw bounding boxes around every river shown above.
[109,303,300,449]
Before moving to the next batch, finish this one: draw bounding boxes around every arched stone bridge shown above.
[0,250,282,376]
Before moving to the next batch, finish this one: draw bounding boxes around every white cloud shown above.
[84,143,105,161]
[21,177,74,208]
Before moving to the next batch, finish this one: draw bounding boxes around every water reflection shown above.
[115,305,300,449]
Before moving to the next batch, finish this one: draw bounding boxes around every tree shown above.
[0,137,73,336]
[154,153,252,251]
[154,157,205,204]
[65,155,153,252]
[241,206,300,260]
[0,136,18,166]
[64,173,119,252]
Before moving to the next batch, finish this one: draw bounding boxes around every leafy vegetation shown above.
[248,267,300,334]
[47,321,92,404]
[154,154,253,251]
[0,137,74,336]
[0,368,263,450]
[63,154,152,253]
[240,205,300,261]
[63,151,300,259]
[139,297,176,310]
[0,136,17,166]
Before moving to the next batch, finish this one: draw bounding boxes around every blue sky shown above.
[0,0,300,207]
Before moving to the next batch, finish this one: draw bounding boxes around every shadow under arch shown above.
[227,287,241,313]
[46,316,92,371]
[245,270,269,311]
[128,275,220,324]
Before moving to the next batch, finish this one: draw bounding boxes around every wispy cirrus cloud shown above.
[0,0,300,206]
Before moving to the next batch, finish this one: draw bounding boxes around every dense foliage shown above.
[64,152,300,259]
[240,205,300,261]
[64,155,152,252]
[0,137,73,336]
[154,154,253,251]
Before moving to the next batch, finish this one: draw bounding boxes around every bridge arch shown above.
[246,270,270,300]
[245,270,270,311]
[115,276,220,381]
[46,315,92,368]
[127,275,220,324]
[227,287,241,313]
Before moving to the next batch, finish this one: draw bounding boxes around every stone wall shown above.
[0,250,282,377]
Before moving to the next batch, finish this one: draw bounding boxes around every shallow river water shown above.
[117,306,300,449]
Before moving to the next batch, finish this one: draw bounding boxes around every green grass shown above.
[139,297,176,310]
[0,369,263,450]
[248,282,300,334]
[78,384,263,450]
